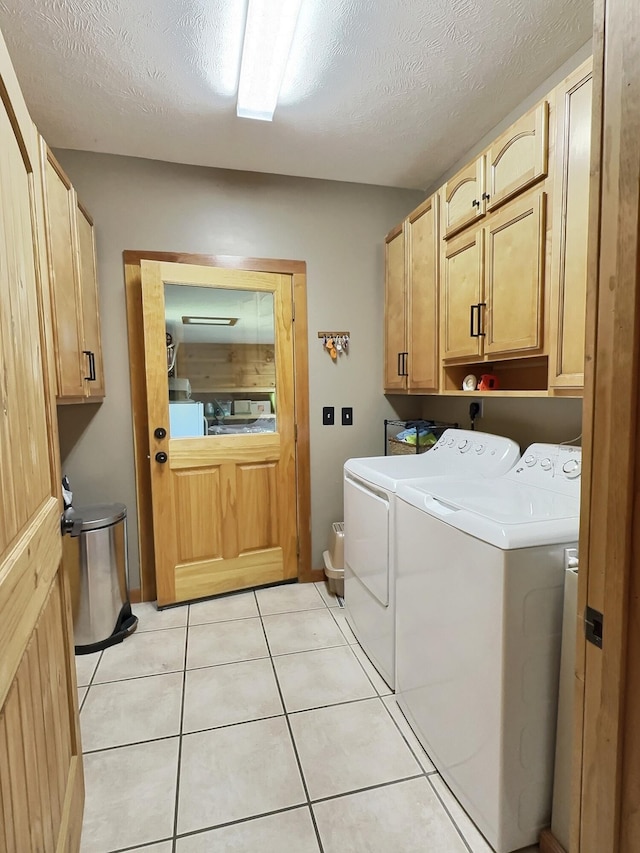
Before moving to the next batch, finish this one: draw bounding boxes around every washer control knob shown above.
[448,438,455,447]
[475,444,485,454]
[540,458,552,471]
[524,454,537,467]
[562,459,582,478]
[458,440,470,450]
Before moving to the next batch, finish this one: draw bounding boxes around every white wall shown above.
[55,152,422,587]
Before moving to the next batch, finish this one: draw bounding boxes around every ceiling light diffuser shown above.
[181,316,238,326]
[237,0,303,121]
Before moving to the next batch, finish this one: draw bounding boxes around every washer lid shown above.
[397,477,579,549]
[73,503,127,531]
[344,429,520,493]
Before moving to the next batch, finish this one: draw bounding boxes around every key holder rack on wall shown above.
[318,331,350,361]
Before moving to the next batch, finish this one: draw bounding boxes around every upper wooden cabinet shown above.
[383,223,407,392]
[443,100,548,240]
[41,143,105,402]
[384,195,440,394]
[484,189,546,355]
[441,188,546,362]
[486,101,549,212]
[441,227,484,361]
[548,59,593,391]
[443,157,486,239]
[406,194,440,393]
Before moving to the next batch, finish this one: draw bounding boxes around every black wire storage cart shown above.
[384,419,458,456]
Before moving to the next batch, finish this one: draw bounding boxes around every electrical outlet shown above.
[322,406,335,425]
[342,407,353,426]
[469,400,483,419]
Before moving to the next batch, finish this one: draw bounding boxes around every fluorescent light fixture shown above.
[182,316,238,326]
[237,0,303,121]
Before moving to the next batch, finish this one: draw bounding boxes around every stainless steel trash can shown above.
[65,503,138,654]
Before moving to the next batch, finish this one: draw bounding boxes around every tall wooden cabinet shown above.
[548,59,593,391]
[384,194,439,394]
[0,27,84,853]
[41,144,105,403]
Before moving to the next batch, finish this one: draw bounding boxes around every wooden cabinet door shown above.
[487,101,549,211]
[548,61,593,389]
[383,224,407,391]
[484,189,546,356]
[0,31,83,853]
[406,194,439,392]
[42,146,85,399]
[76,201,105,398]
[443,157,485,239]
[441,227,484,361]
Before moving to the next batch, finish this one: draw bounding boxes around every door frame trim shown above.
[123,250,311,602]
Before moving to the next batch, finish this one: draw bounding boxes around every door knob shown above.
[154,427,167,439]
[155,452,168,464]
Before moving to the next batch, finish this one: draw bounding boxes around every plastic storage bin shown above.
[65,503,138,654]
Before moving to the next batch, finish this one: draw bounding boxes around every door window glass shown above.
[164,283,277,437]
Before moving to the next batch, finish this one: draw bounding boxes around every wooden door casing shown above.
[383,224,407,392]
[487,101,549,212]
[441,227,484,361]
[443,156,485,239]
[548,61,593,391]
[406,193,439,393]
[484,189,546,357]
[142,261,298,606]
[0,24,83,852]
[123,251,312,604]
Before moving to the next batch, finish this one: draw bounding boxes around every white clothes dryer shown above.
[395,443,582,853]
[343,429,520,689]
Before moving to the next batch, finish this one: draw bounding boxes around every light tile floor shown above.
[77,581,539,853]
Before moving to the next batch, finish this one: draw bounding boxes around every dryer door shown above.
[344,473,390,606]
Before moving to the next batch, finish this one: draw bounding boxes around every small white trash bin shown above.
[323,522,344,597]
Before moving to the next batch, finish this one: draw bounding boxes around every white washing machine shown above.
[343,429,520,689]
[395,443,582,853]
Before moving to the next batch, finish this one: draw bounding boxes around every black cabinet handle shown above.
[471,199,479,209]
[478,302,486,337]
[402,352,409,376]
[482,192,490,202]
[397,352,402,376]
[470,305,478,337]
[83,350,96,381]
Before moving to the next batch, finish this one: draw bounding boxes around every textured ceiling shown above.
[0,0,593,189]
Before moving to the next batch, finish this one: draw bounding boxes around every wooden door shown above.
[383,224,407,391]
[0,29,83,853]
[41,144,86,399]
[76,201,105,399]
[548,61,593,390]
[141,261,298,606]
[406,193,439,393]
[487,101,549,211]
[443,156,485,239]
[484,189,546,357]
[441,227,484,361]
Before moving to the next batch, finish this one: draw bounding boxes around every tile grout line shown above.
[171,605,190,853]
[425,774,475,853]
[257,603,326,853]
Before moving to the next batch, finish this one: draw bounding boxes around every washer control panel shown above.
[430,429,520,470]
[508,443,582,493]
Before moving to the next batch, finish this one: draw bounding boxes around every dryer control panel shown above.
[507,443,582,494]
